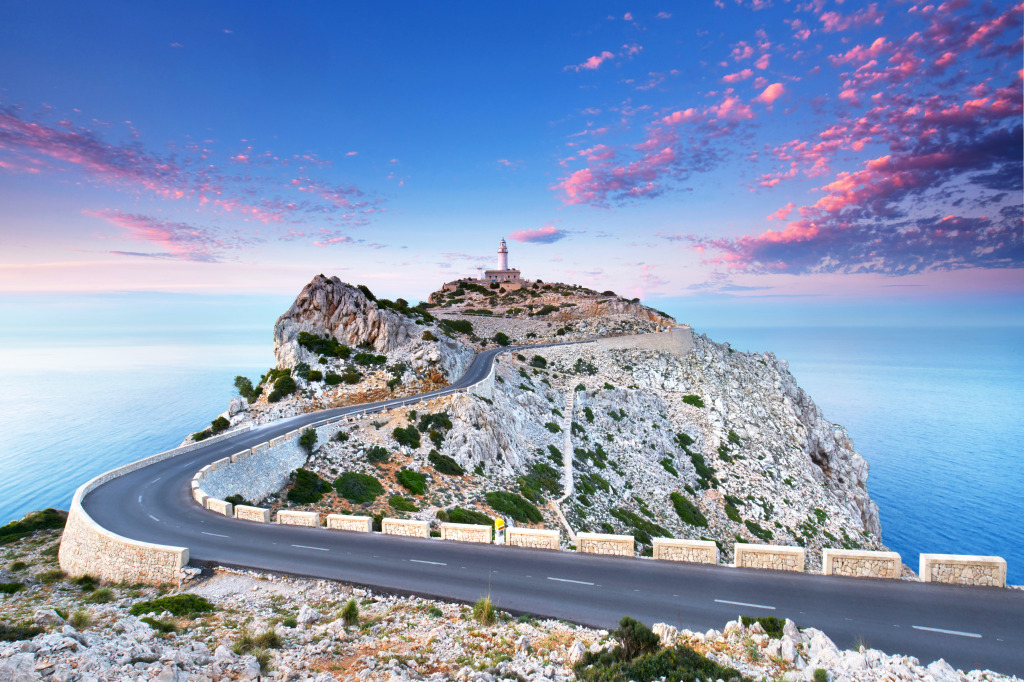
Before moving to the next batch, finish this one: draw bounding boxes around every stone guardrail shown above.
[823,548,901,579]
[653,538,718,564]
[920,553,1006,587]
[507,527,560,550]
[577,532,634,557]
[382,518,430,538]
[734,543,806,572]
[58,424,254,586]
[327,514,372,532]
[439,522,491,543]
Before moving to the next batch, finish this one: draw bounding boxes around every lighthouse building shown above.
[438,238,530,293]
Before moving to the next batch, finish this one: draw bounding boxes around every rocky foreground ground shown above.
[0,520,1018,682]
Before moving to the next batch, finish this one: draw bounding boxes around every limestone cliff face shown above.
[272,275,473,382]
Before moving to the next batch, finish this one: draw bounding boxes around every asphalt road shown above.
[81,343,1024,675]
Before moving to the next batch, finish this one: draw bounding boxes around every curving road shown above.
[81,343,1024,676]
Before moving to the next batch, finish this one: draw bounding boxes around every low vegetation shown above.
[288,469,330,504]
[0,509,65,546]
[484,491,542,524]
[334,472,384,503]
[428,449,464,475]
[395,468,427,495]
[129,594,216,618]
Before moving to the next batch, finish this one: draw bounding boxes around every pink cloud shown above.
[656,11,671,19]
[85,209,225,262]
[819,4,884,32]
[755,54,771,70]
[567,51,615,72]
[767,203,796,221]
[755,83,786,105]
[508,226,568,244]
[722,69,754,83]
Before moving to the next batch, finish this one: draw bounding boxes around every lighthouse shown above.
[498,238,509,271]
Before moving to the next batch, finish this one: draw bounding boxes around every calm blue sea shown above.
[1,324,1021,584]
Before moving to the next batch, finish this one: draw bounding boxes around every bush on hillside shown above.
[493,332,510,346]
[299,428,317,454]
[129,594,216,618]
[428,450,464,475]
[682,394,705,408]
[288,469,330,504]
[529,355,548,368]
[396,468,427,495]
[393,424,421,449]
[365,445,391,464]
[334,472,384,503]
[447,507,493,526]
[669,492,707,528]
[485,491,542,524]
[297,332,352,359]
[0,509,65,546]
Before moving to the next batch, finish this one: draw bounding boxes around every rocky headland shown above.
[208,275,890,573]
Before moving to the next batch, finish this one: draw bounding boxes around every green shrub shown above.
[365,445,390,464]
[342,371,362,384]
[334,472,384,503]
[544,422,561,433]
[69,609,91,629]
[574,358,598,375]
[8,560,27,572]
[675,432,695,449]
[0,622,44,642]
[669,493,708,528]
[192,429,212,441]
[141,616,179,634]
[439,319,473,335]
[130,594,216,618]
[37,569,64,583]
[341,598,359,626]
[534,305,558,316]
[297,332,351,359]
[473,596,496,625]
[268,374,297,403]
[609,508,672,546]
[225,494,249,507]
[725,502,743,523]
[682,394,705,408]
[575,642,749,682]
[428,450,464,475]
[584,406,595,423]
[422,330,438,341]
[428,606,443,618]
[389,495,419,512]
[396,468,427,495]
[529,355,548,368]
[517,463,562,502]
[357,284,376,301]
[447,507,492,526]
[745,520,774,541]
[210,416,230,434]
[614,616,661,660]
[354,352,387,367]
[306,369,323,382]
[728,429,742,445]
[485,491,542,524]
[659,458,678,476]
[689,451,719,489]
[288,469,330,504]
[418,411,453,432]
[325,372,342,385]
[493,332,510,346]
[299,428,317,454]
[0,509,65,546]
[814,668,828,682]
[0,582,23,594]
[234,375,261,402]
[393,424,421,449]
[740,615,784,639]
[281,616,297,628]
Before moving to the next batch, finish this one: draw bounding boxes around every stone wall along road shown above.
[277,510,320,527]
[822,548,901,579]
[439,523,491,543]
[382,518,430,538]
[506,527,560,550]
[577,532,634,557]
[652,538,718,564]
[920,554,1007,587]
[734,544,806,572]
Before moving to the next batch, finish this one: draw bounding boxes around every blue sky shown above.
[1,1,1021,326]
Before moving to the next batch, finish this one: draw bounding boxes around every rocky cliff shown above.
[217,274,887,570]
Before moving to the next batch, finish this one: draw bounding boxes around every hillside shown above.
[210,274,890,572]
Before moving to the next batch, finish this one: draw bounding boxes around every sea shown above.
[1,321,1021,584]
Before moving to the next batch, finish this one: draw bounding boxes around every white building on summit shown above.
[439,238,530,293]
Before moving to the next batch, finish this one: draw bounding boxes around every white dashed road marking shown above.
[547,577,595,586]
[409,559,447,566]
[292,545,329,551]
[715,599,776,610]
[201,532,229,538]
[912,625,981,639]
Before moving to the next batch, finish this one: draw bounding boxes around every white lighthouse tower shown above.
[498,238,509,271]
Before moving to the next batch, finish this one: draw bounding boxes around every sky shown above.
[1,1,1022,327]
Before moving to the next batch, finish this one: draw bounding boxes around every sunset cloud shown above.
[508,226,568,244]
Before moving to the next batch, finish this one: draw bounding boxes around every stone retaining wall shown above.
[205,498,234,517]
[326,515,373,533]
[58,424,253,586]
[439,523,491,543]
[823,548,901,579]
[734,544,806,572]
[920,554,1007,587]
[507,527,560,550]
[577,532,634,557]
[652,538,718,564]
[277,510,320,527]
[234,505,271,523]
[382,518,430,538]
[594,326,694,357]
